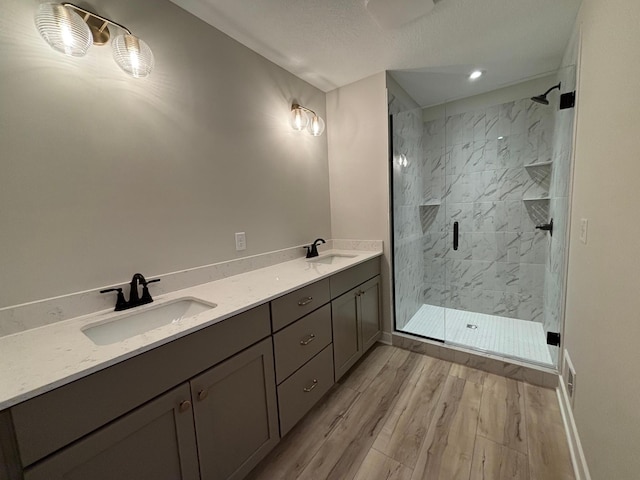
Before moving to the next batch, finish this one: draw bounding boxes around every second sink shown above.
[83,298,217,346]
[307,253,357,265]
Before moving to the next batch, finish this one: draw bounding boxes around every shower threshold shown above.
[401,304,553,367]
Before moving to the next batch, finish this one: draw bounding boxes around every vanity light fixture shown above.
[34,2,154,78]
[290,103,326,136]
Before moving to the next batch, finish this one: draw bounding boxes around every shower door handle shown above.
[453,222,459,251]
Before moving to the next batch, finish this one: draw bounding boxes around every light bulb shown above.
[469,70,483,80]
[112,34,154,78]
[307,114,325,136]
[35,3,92,57]
[290,107,309,131]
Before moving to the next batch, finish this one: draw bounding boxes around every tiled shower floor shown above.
[401,304,554,367]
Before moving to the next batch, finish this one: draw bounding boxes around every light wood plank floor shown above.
[248,344,574,480]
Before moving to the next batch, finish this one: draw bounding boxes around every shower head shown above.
[531,82,561,105]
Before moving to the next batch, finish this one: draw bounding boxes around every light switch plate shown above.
[235,232,246,251]
[580,218,588,244]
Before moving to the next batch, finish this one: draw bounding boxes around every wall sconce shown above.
[34,2,154,78]
[290,103,326,137]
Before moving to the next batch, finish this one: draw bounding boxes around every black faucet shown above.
[100,273,161,311]
[305,238,326,258]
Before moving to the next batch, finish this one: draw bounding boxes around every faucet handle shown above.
[100,288,128,311]
[140,278,160,304]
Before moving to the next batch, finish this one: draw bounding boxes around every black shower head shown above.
[531,95,550,105]
[531,82,561,105]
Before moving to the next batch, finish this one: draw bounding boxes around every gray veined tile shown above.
[495,262,520,292]
[485,105,499,140]
[447,202,474,232]
[463,112,476,144]
[474,112,486,142]
[519,232,548,265]
[446,114,463,146]
[511,99,528,135]
[498,101,514,137]
[473,202,498,232]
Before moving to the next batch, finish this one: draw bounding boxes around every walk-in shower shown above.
[388,67,576,369]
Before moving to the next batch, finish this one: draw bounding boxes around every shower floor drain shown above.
[466,324,478,329]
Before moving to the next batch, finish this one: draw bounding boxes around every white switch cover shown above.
[235,232,246,251]
[580,219,588,244]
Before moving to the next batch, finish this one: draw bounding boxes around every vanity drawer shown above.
[11,304,271,467]
[329,257,380,299]
[271,278,330,331]
[277,344,334,437]
[273,304,331,384]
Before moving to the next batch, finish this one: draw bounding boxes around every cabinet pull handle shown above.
[197,390,208,401]
[179,400,192,412]
[303,379,318,393]
[300,334,316,345]
[298,296,313,306]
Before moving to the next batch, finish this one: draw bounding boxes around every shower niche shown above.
[389,66,576,369]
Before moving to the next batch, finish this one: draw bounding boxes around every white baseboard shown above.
[379,331,393,345]
[557,376,591,480]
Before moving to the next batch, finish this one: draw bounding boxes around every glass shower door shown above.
[441,93,557,367]
[390,97,446,342]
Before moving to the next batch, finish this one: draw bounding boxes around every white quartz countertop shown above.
[0,249,382,410]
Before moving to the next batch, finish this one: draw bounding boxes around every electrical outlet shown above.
[235,232,246,251]
[580,218,588,244]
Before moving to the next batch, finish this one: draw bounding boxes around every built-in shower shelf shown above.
[420,200,441,207]
[523,197,550,202]
[524,161,553,168]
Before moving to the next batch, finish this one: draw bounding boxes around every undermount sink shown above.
[82,298,217,346]
[307,253,357,265]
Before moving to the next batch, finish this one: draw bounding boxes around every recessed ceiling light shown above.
[469,70,483,80]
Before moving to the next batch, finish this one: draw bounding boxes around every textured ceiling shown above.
[169,0,582,102]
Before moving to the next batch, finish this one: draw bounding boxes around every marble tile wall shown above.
[390,93,425,330]
[421,97,556,323]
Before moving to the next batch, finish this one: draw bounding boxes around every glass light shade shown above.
[35,3,92,57]
[290,107,309,131]
[307,114,325,136]
[112,34,154,78]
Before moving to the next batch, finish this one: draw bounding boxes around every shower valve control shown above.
[535,219,553,236]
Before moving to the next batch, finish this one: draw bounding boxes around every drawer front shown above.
[329,257,380,299]
[277,345,334,437]
[11,304,271,467]
[271,278,330,331]
[273,304,332,384]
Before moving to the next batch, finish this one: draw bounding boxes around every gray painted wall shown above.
[0,0,331,307]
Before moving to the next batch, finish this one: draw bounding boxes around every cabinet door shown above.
[332,287,362,381]
[23,383,200,480]
[191,338,279,480]
[360,275,381,352]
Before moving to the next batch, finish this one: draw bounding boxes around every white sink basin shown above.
[307,253,357,265]
[82,298,217,346]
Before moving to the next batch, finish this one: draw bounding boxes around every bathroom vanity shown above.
[0,252,381,480]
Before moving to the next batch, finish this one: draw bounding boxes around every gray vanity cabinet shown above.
[359,276,382,352]
[190,338,279,480]
[331,286,362,381]
[23,383,200,480]
[332,274,381,381]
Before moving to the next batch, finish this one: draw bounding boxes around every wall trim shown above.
[557,377,591,480]
[379,331,393,345]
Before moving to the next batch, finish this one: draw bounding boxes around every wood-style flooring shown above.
[248,344,575,480]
